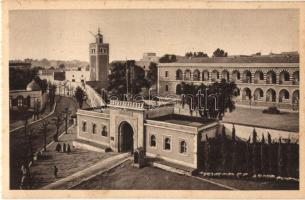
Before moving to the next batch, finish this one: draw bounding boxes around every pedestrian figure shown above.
[67,144,71,154]
[19,164,27,189]
[56,143,61,152]
[63,143,66,153]
[54,165,58,178]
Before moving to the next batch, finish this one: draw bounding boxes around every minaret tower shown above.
[89,28,109,87]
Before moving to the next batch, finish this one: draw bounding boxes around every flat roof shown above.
[150,114,216,127]
[158,62,298,68]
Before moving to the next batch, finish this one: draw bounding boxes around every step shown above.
[73,138,111,153]
[148,157,197,176]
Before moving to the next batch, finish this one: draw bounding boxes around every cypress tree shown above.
[267,132,273,174]
[231,124,236,173]
[277,137,283,177]
[221,125,227,172]
[260,134,265,174]
[204,135,210,172]
[252,128,257,176]
[286,137,291,177]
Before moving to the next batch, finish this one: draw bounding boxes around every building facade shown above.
[75,100,219,169]
[158,60,299,110]
[65,69,90,83]
[89,28,109,86]
[9,80,43,111]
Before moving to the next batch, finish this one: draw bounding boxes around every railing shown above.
[109,100,144,109]
[83,84,106,108]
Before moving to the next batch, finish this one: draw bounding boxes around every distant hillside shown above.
[10,58,89,70]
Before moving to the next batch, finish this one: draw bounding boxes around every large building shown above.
[157,53,299,110]
[75,100,219,169]
[89,28,109,87]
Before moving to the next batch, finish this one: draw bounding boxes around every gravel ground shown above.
[73,160,299,190]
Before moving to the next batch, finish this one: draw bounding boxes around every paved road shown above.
[9,96,79,189]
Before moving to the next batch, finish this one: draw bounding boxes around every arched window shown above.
[92,123,96,134]
[193,70,200,81]
[82,121,87,132]
[202,70,209,81]
[232,70,240,81]
[150,135,156,147]
[279,71,290,84]
[211,70,219,81]
[176,70,183,80]
[180,140,187,154]
[266,71,276,84]
[164,137,171,150]
[101,126,107,136]
[243,70,252,83]
[221,70,229,81]
[17,96,23,107]
[184,70,191,80]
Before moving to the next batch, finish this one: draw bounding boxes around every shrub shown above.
[262,106,280,114]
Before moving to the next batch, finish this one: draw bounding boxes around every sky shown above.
[9,9,299,62]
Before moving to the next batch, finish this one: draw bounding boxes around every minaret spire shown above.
[98,27,101,34]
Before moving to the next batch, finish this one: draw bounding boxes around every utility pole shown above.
[42,121,49,151]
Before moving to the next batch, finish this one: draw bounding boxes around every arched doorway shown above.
[266,88,276,102]
[242,87,252,101]
[118,122,134,153]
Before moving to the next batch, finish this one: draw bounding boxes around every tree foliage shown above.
[75,86,85,108]
[185,51,209,58]
[10,67,48,93]
[179,79,238,120]
[48,83,57,108]
[146,62,158,87]
[213,48,228,57]
[59,63,65,69]
[159,54,177,63]
[108,60,149,99]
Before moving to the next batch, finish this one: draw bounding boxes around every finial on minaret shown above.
[98,27,101,34]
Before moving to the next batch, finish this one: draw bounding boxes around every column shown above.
[276,72,280,84]
[251,72,255,84]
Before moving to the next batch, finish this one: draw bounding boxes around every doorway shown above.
[118,122,134,153]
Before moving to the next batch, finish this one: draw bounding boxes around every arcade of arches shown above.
[160,64,299,110]
[173,69,299,85]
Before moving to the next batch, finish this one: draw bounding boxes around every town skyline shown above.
[9,9,299,62]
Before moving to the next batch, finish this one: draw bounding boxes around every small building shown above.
[75,100,219,169]
[65,69,90,83]
[9,61,31,70]
[9,80,43,111]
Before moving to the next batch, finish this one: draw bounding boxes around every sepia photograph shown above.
[2,0,305,198]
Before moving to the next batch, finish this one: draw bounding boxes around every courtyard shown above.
[73,160,298,190]
[222,106,299,132]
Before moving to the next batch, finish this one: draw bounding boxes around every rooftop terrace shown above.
[150,114,216,128]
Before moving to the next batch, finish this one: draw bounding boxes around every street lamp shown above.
[42,121,49,151]
[62,107,71,134]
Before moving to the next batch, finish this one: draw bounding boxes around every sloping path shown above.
[40,153,130,190]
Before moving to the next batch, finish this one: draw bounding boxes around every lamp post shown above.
[42,121,48,151]
[62,107,71,134]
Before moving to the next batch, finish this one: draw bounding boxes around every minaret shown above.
[89,28,109,87]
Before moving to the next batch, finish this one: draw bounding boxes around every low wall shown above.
[222,122,298,143]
